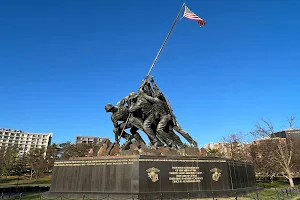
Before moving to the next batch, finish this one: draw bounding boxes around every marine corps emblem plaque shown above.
[146,167,160,182]
[210,168,222,181]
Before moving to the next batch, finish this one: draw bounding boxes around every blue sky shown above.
[0,0,299,147]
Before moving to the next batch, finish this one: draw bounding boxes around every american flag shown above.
[183,5,206,27]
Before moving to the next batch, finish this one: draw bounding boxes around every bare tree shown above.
[251,117,298,187]
[287,116,297,129]
[251,118,275,138]
[222,132,252,162]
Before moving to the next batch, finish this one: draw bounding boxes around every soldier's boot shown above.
[153,140,164,147]
[164,136,178,149]
[164,140,177,149]
[130,128,146,144]
[190,140,198,147]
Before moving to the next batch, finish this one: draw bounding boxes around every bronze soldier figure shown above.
[149,77,198,147]
[139,80,179,148]
[116,92,137,108]
[104,104,145,144]
[127,93,163,147]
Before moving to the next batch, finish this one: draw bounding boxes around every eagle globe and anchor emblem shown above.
[146,167,160,182]
[210,168,222,181]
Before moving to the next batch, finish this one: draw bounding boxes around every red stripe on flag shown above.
[183,5,206,27]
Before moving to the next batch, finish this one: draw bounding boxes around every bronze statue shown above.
[105,76,198,149]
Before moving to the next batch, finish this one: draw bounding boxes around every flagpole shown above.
[146,2,186,77]
[118,3,186,144]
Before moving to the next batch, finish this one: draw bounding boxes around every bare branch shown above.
[282,174,289,179]
[251,118,274,138]
[287,116,297,129]
[222,132,244,143]
[288,142,293,166]
[262,118,275,134]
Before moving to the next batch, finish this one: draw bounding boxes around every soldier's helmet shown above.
[128,92,138,99]
[105,104,114,112]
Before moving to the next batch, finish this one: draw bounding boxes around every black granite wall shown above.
[51,159,139,193]
[49,155,257,199]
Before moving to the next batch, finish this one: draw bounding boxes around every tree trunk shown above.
[30,169,33,180]
[288,177,295,187]
[286,170,295,187]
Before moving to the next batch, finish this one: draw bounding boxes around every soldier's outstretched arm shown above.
[111,115,119,128]
[140,89,160,104]
[139,83,160,104]
[116,96,129,107]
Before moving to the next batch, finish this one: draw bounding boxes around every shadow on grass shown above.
[0,175,52,188]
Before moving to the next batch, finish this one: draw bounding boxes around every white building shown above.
[204,142,251,159]
[0,128,53,157]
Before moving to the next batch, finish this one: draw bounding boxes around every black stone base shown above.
[47,155,258,199]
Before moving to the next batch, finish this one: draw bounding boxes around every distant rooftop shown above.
[285,128,300,131]
[0,128,52,135]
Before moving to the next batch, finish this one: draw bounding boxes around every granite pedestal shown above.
[48,155,257,199]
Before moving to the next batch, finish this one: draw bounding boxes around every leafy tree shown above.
[45,143,60,171]
[57,142,74,160]
[0,147,18,178]
[207,148,219,154]
[58,142,92,160]
[27,147,47,181]
[13,159,26,187]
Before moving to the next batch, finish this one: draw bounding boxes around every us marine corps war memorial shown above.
[47,3,257,199]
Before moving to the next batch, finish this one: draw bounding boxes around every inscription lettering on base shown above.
[169,166,203,183]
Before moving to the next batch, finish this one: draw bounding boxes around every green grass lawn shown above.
[0,175,52,188]
[1,176,300,200]
[4,193,41,200]
[5,189,300,200]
